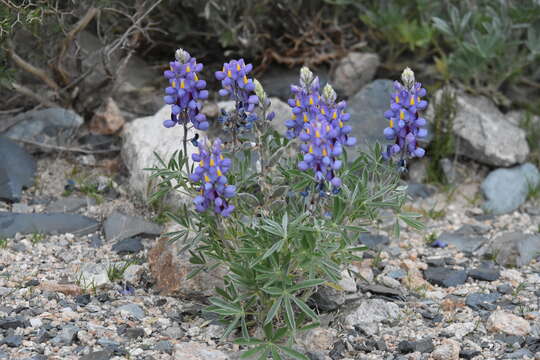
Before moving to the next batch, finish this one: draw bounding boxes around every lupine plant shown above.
[149,50,424,359]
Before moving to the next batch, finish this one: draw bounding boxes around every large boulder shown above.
[347,79,395,156]
[331,52,380,97]
[122,105,198,202]
[481,163,539,214]
[429,89,529,166]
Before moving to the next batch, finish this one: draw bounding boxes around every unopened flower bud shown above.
[322,84,337,104]
[300,66,314,89]
[175,48,190,63]
[253,79,267,103]
[401,67,415,89]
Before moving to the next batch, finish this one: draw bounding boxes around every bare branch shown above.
[7,46,60,91]
[11,82,60,108]
[12,138,121,154]
[54,7,99,86]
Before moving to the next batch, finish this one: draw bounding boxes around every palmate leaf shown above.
[283,295,296,330]
[277,345,309,360]
[288,279,325,292]
[291,296,318,322]
[264,296,283,325]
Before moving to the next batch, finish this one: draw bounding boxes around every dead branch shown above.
[7,46,60,91]
[12,137,121,154]
[54,7,99,86]
[11,83,60,108]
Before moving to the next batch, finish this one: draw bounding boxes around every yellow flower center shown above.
[389,119,394,128]
[220,155,224,160]
[306,128,310,134]
[194,74,199,81]
[243,75,248,84]
[339,121,343,128]
[204,175,210,182]
[296,98,300,107]
[315,130,320,138]
[309,96,314,105]
[171,80,176,88]
[217,169,222,176]
[180,80,185,89]
[186,65,191,73]
[303,113,308,123]
[236,64,241,71]
[200,160,204,167]
[410,96,415,105]
[210,158,215,167]
[325,125,330,132]
[227,70,232,77]
[322,148,327,156]
[400,111,404,120]
[309,145,313,153]
[321,108,326,115]
[395,96,399,103]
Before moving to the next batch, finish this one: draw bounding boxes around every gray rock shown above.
[331,52,380,97]
[0,136,36,202]
[0,350,7,359]
[486,232,540,267]
[80,350,113,360]
[465,292,500,311]
[428,89,529,166]
[468,263,500,282]
[407,183,435,199]
[347,80,394,155]
[103,211,160,242]
[481,163,540,215]
[438,231,487,254]
[1,334,22,347]
[124,327,145,339]
[259,66,329,100]
[440,158,465,183]
[46,196,95,213]
[51,325,80,345]
[117,303,145,320]
[358,233,390,250]
[398,338,434,354]
[122,105,198,203]
[0,317,28,329]
[112,237,143,254]
[5,108,83,145]
[309,286,345,312]
[11,203,32,213]
[173,341,229,360]
[497,284,513,294]
[424,267,468,287]
[155,340,173,354]
[506,349,534,359]
[0,212,99,237]
[343,299,401,335]
[164,325,185,339]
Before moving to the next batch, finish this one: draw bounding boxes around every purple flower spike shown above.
[190,138,236,217]
[216,59,259,130]
[383,68,428,160]
[162,49,209,130]
[431,238,448,248]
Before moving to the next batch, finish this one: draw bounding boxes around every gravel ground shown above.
[1,155,539,360]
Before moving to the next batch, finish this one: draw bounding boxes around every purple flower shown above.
[189,138,236,217]
[383,68,428,160]
[292,71,356,192]
[430,238,448,248]
[163,49,209,130]
[215,59,259,131]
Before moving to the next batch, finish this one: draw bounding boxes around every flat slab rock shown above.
[103,211,161,242]
[0,135,36,202]
[174,341,229,360]
[0,212,99,238]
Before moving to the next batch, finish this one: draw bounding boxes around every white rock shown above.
[123,264,144,285]
[79,263,109,288]
[173,341,229,360]
[432,339,460,360]
[343,299,401,333]
[122,105,197,202]
[338,269,358,293]
[29,318,42,328]
[444,322,475,339]
[487,310,531,336]
[297,327,337,351]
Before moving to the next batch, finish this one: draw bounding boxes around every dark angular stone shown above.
[497,283,513,294]
[358,233,390,250]
[112,237,143,255]
[468,266,500,282]
[1,334,22,347]
[125,327,145,339]
[0,317,28,329]
[80,350,113,360]
[424,267,468,287]
[103,211,160,242]
[75,294,91,306]
[466,293,500,311]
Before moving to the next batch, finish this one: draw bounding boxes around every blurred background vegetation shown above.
[1,0,540,170]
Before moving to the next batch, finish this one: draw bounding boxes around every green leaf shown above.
[277,345,309,360]
[264,296,283,325]
[283,295,296,330]
[240,344,267,358]
[235,338,265,346]
[262,287,284,296]
[291,296,318,322]
[222,315,240,339]
[271,346,283,360]
[261,239,284,261]
[209,297,242,314]
[288,279,325,292]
